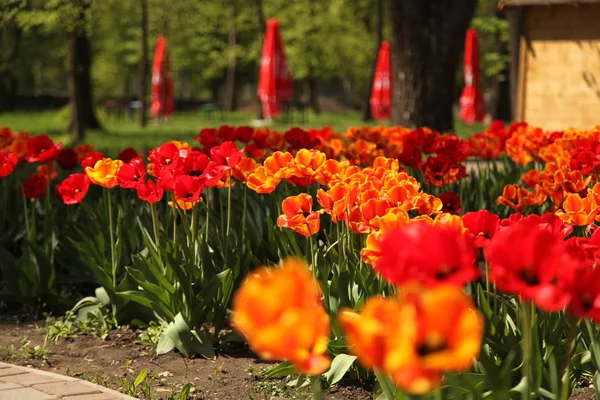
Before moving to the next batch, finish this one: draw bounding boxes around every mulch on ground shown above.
[0,319,370,400]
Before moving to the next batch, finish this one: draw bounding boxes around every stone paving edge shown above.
[0,362,138,400]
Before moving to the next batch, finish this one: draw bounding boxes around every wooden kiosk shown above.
[503,0,600,129]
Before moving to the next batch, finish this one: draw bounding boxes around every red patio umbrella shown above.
[151,36,174,119]
[459,28,486,125]
[257,19,295,119]
[370,41,391,120]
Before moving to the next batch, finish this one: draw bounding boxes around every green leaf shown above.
[156,313,215,359]
[263,362,296,378]
[133,369,148,388]
[323,354,356,386]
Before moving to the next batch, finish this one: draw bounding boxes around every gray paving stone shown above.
[0,387,56,400]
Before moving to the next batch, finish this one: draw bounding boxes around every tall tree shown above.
[69,0,101,141]
[306,0,320,114]
[361,0,383,121]
[389,0,477,131]
[16,0,101,140]
[224,0,237,112]
[0,0,24,113]
[139,0,148,127]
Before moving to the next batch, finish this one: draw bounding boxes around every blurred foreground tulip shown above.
[339,285,483,394]
[232,258,331,375]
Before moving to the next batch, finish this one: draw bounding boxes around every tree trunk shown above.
[389,0,477,132]
[307,0,320,114]
[255,0,266,119]
[0,18,21,112]
[224,0,237,112]
[361,0,384,121]
[307,67,320,114]
[69,2,101,140]
[491,6,511,122]
[139,0,149,127]
[69,32,87,142]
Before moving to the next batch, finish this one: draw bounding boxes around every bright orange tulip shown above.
[294,149,326,177]
[277,194,320,237]
[316,184,349,222]
[339,284,483,395]
[246,166,281,194]
[232,157,258,182]
[497,184,546,213]
[85,158,124,189]
[232,258,331,375]
[556,192,600,226]
[263,151,295,179]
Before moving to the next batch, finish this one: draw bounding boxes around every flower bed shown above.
[1,122,600,398]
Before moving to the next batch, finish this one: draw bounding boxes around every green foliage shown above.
[471,0,510,79]
[44,307,116,342]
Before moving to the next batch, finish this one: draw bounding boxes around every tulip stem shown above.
[226,181,232,238]
[521,301,535,400]
[150,203,160,248]
[21,189,31,241]
[310,375,323,400]
[241,185,247,240]
[105,189,117,323]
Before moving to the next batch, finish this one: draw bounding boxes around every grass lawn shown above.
[0,109,486,156]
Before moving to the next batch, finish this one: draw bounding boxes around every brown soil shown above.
[0,319,370,400]
[0,319,594,400]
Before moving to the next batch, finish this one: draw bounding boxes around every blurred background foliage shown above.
[0,0,508,110]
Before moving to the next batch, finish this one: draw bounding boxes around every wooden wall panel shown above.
[520,3,600,130]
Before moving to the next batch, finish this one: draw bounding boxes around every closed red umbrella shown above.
[151,36,174,119]
[459,28,486,125]
[370,41,391,120]
[258,19,294,119]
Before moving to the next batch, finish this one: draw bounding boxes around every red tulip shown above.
[174,176,204,202]
[136,180,164,204]
[0,150,18,178]
[81,152,105,170]
[56,173,90,205]
[26,134,62,163]
[56,148,79,170]
[118,147,140,163]
[210,141,243,168]
[22,173,48,199]
[375,221,479,287]
[462,210,500,248]
[438,191,462,215]
[117,157,147,189]
[486,218,578,311]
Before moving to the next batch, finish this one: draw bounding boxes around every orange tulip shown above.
[8,132,29,160]
[232,258,331,375]
[294,149,326,177]
[497,184,546,213]
[37,163,58,181]
[75,143,95,161]
[339,284,483,395]
[232,157,258,182]
[361,208,410,264]
[168,198,200,210]
[246,166,281,194]
[316,184,349,222]
[556,192,600,226]
[85,158,124,189]
[264,151,295,179]
[277,193,321,237]
[562,170,591,194]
